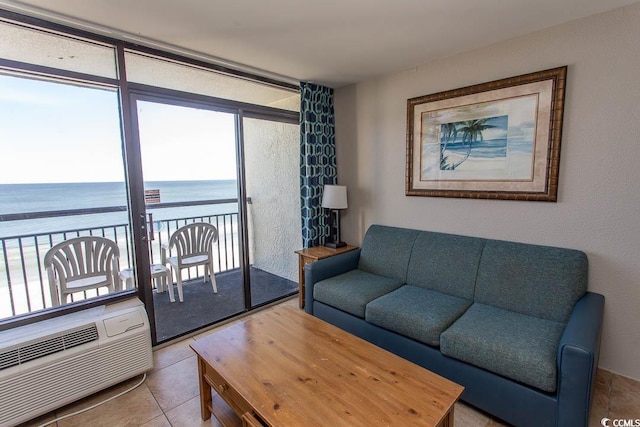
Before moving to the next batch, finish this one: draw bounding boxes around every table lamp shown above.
[321,185,348,248]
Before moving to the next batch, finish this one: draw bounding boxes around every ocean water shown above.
[0,180,239,238]
[442,138,508,158]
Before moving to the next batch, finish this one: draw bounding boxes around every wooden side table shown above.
[294,244,358,309]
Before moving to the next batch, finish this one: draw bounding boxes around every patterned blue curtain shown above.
[300,82,337,248]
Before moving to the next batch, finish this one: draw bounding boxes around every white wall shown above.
[244,117,300,282]
[335,3,640,380]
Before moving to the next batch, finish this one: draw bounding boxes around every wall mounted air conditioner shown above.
[0,298,153,427]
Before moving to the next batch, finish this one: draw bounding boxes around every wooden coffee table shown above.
[191,305,463,426]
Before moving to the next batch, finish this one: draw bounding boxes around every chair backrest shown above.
[44,236,120,294]
[168,223,218,267]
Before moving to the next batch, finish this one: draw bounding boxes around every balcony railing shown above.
[0,200,240,320]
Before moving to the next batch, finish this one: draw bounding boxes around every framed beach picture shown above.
[406,66,567,201]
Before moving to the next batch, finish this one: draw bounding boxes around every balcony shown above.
[0,199,298,340]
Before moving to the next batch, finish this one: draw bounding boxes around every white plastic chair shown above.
[162,222,218,302]
[44,236,120,306]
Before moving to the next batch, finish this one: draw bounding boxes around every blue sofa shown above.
[304,225,604,427]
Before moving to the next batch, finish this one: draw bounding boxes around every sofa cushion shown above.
[407,231,485,300]
[314,269,403,318]
[440,303,565,393]
[475,240,588,323]
[366,285,471,347]
[358,225,420,282]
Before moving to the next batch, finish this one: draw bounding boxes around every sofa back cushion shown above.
[407,231,486,300]
[358,225,420,282]
[475,239,588,323]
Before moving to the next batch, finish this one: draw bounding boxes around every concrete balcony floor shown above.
[153,267,297,342]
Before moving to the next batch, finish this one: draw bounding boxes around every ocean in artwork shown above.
[420,94,539,182]
[0,180,239,239]
[439,115,509,171]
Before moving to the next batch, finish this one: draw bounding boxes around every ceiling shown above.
[0,0,637,87]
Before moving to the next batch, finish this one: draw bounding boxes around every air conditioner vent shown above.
[0,349,19,371]
[63,325,100,349]
[0,324,99,371]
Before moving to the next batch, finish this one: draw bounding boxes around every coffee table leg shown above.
[197,357,212,421]
[439,408,454,427]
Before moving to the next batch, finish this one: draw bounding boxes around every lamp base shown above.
[324,241,347,249]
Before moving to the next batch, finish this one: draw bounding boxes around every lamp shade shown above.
[321,185,348,209]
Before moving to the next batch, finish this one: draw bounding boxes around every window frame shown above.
[0,8,299,331]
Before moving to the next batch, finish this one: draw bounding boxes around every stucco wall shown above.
[334,4,640,379]
[244,117,300,282]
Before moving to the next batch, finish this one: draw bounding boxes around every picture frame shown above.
[406,66,567,201]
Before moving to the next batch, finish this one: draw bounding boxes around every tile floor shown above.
[18,298,640,427]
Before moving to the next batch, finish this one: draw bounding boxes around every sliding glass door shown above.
[0,12,300,339]
[133,97,245,342]
[0,75,300,343]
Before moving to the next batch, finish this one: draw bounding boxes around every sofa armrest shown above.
[556,291,605,427]
[304,249,361,315]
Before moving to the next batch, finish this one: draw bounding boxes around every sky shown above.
[0,74,238,184]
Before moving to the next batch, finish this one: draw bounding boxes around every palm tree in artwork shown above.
[446,118,494,170]
[440,122,458,169]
